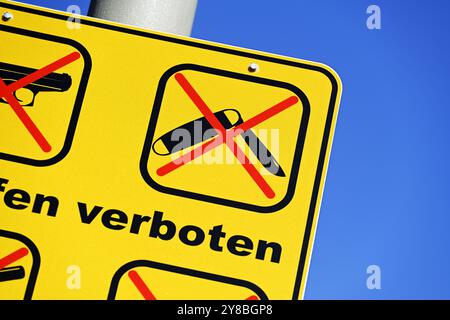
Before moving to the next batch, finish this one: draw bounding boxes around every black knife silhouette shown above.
[0,266,25,282]
[241,129,285,177]
[152,108,285,177]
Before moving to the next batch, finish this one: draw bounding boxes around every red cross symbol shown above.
[0,247,28,271]
[156,73,299,199]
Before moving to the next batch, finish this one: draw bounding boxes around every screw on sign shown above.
[2,12,13,22]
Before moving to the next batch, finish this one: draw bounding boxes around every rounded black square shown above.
[140,63,310,213]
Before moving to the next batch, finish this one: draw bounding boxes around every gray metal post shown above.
[88,0,198,36]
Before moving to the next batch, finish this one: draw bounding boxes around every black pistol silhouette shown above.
[0,62,72,106]
[152,108,285,177]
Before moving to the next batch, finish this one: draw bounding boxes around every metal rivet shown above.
[248,63,259,73]
[2,12,13,22]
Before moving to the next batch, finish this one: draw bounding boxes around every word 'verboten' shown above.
[0,177,282,263]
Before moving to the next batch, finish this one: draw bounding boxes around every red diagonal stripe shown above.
[0,78,52,152]
[172,73,274,198]
[0,248,29,270]
[226,139,275,199]
[128,270,157,300]
[174,73,226,135]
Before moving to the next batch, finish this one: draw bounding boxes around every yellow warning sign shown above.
[0,1,342,300]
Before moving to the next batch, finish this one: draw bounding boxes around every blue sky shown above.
[14,0,450,299]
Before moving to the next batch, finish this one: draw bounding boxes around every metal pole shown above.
[88,0,198,36]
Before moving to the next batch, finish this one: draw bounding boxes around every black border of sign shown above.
[140,63,311,213]
[0,24,91,167]
[0,2,340,300]
[0,229,40,300]
[107,259,268,300]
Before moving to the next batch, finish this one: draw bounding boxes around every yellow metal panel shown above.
[0,0,342,300]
